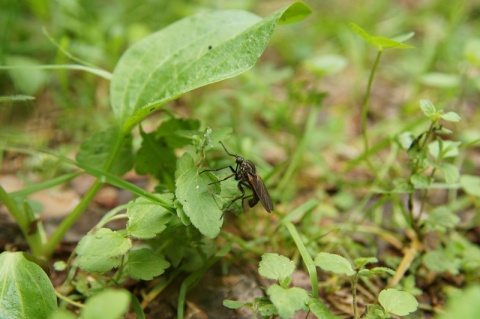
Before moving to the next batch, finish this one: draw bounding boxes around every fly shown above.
[202,142,274,215]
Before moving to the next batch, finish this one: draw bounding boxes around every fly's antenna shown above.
[219,141,237,158]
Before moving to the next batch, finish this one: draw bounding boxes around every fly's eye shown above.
[236,156,244,163]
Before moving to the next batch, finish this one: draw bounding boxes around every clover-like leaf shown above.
[125,249,170,280]
[75,228,132,272]
[258,253,295,283]
[175,153,223,238]
[127,194,173,239]
[314,252,356,276]
[378,288,418,316]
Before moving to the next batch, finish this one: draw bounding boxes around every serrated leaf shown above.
[0,252,57,319]
[223,300,245,309]
[306,298,340,319]
[460,175,480,197]
[442,112,461,122]
[126,249,170,280]
[258,253,296,282]
[423,207,460,232]
[354,257,378,269]
[368,267,396,276]
[81,289,130,319]
[410,174,431,189]
[127,195,173,239]
[76,127,133,175]
[111,2,311,132]
[438,163,460,184]
[423,249,461,274]
[419,99,436,117]
[314,252,356,276]
[155,118,201,148]
[135,130,177,183]
[75,228,132,272]
[175,153,222,238]
[379,288,418,316]
[267,284,309,319]
[428,140,460,159]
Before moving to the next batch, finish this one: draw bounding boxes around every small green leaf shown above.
[423,248,461,274]
[442,112,461,122]
[126,249,170,280]
[81,289,130,319]
[349,23,413,50]
[423,207,460,233]
[76,127,133,175]
[75,228,132,272]
[354,257,378,269]
[306,298,340,319]
[438,163,460,184]
[267,284,309,319]
[314,252,355,276]
[378,288,418,316]
[428,140,460,159]
[258,253,296,282]
[0,252,57,319]
[278,1,312,24]
[367,267,396,276]
[419,99,436,117]
[127,195,173,239]
[155,118,201,148]
[410,174,431,189]
[175,153,223,238]
[223,299,245,309]
[135,130,177,184]
[460,175,480,197]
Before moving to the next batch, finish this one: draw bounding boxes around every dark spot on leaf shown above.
[208,45,212,50]
[150,107,155,112]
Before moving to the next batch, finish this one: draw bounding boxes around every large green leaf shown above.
[110,2,311,132]
[0,252,57,319]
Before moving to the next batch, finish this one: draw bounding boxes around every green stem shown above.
[44,128,127,257]
[284,221,318,299]
[361,49,383,165]
[276,106,318,193]
[352,273,359,319]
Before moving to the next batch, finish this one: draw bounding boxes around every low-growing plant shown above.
[0,2,312,318]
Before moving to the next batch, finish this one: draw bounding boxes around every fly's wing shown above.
[247,172,274,213]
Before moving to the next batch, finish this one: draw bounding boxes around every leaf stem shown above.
[361,49,383,168]
[284,221,318,299]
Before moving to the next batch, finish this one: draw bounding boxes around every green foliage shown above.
[0,252,57,319]
[258,253,296,285]
[75,228,132,273]
[126,195,173,239]
[125,249,170,280]
[436,286,480,319]
[378,289,418,317]
[80,289,130,319]
[314,252,356,276]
